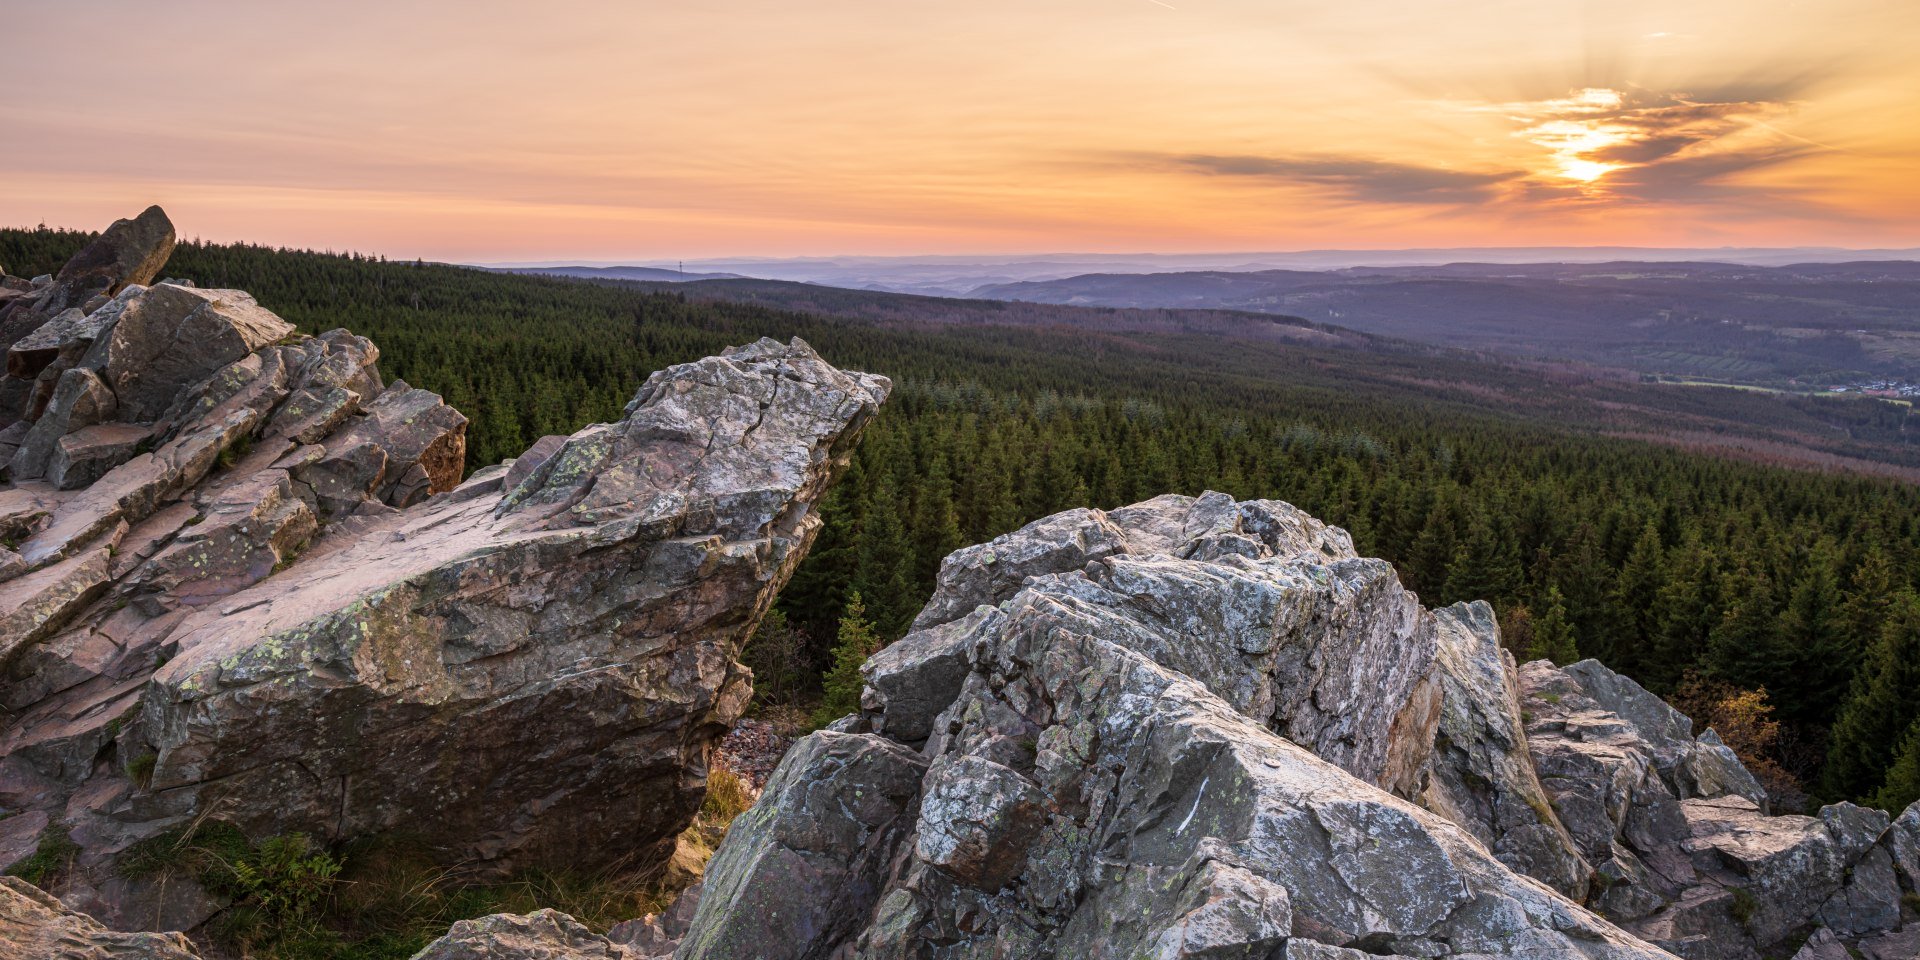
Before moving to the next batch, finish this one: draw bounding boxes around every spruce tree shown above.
[1610,522,1666,676]
[813,593,881,728]
[1821,591,1920,802]
[1870,718,1920,813]
[1529,585,1580,665]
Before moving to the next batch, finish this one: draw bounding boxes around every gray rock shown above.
[1679,796,1889,946]
[679,514,1672,960]
[860,604,1002,744]
[501,433,567,494]
[9,367,117,480]
[47,423,153,490]
[87,283,295,422]
[0,333,886,922]
[52,206,177,303]
[1416,602,1593,899]
[1561,659,1768,811]
[410,908,642,960]
[291,379,467,513]
[676,731,926,960]
[0,876,202,959]
[1887,801,1920,891]
[896,493,1435,792]
[2,215,891,935]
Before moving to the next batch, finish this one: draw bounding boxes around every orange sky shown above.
[4,0,1917,260]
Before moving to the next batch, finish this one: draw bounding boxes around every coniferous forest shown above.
[9,226,1920,814]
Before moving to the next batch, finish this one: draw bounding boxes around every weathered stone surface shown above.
[10,367,119,480]
[1561,659,1768,811]
[1415,601,1593,899]
[1679,796,1888,947]
[668,499,1674,956]
[0,208,174,371]
[501,433,567,492]
[860,604,1000,745]
[47,423,154,490]
[0,876,202,960]
[1,334,883,928]
[87,283,295,422]
[411,908,643,960]
[0,546,111,669]
[880,492,1435,792]
[1,213,890,939]
[676,731,926,960]
[292,379,466,513]
[52,206,177,303]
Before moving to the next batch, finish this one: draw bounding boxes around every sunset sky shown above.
[4,0,1917,260]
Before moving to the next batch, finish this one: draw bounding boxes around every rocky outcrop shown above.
[624,494,1673,960]
[1513,658,1915,959]
[877,492,1439,794]
[489,495,1912,960]
[0,212,889,938]
[1417,602,1593,900]
[0,877,202,959]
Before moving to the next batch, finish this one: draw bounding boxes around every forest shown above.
[8,225,1920,815]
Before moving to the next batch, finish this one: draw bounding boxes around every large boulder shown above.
[0,876,202,960]
[672,527,1674,959]
[590,498,1917,960]
[1520,659,1909,958]
[0,215,889,936]
[868,492,1438,794]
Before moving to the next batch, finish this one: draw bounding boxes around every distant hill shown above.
[486,264,742,283]
[970,261,1920,387]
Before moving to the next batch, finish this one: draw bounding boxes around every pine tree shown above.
[1645,536,1718,693]
[1529,585,1580,665]
[1821,591,1920,802]
[1610,521,1666,676]
[1767,542,1852,727]
[813,593,881,728]
[1870,717,1920,813]
[1445,509,1523,605]
[1708,561,1780,692]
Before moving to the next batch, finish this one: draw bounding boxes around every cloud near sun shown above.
[1167,87,1810,209]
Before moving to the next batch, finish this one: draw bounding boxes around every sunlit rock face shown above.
[538,495,1915,960]
[0,211,889,936]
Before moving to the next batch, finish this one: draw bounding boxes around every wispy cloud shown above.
[1171,154,1524,204]
[1462,87,1815,201]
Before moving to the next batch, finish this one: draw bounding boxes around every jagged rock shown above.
[1679,796,1889,947]
[0,213,889,937]
[1508,660,1907,958]
[0,876,202,959]
[87,283,296,422]
[1415,601,1593,899]
[0,206,175,359]
[291,379,467,512]
[1888,802,1920,890]
[47,423,154,490]
[860,604,1000,745]
[874,492,1437,793]
[51,207,177,305]
[10,367,118,480]
[501,433,567,492]
[675,499,1681,956]
[1,334,882,926]
[675,732,926,960]
[1560,660,1767,811]
[411,909,643,960]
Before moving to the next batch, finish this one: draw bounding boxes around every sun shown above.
[1558,157,1623,183]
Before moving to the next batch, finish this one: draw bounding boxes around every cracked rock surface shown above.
[489,495,1914,960]
[0,211,889,939]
